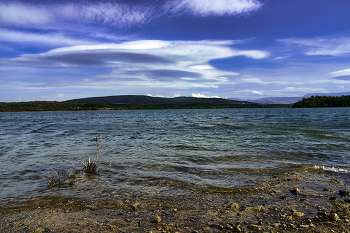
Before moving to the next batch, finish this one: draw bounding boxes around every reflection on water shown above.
[1,108,350,205]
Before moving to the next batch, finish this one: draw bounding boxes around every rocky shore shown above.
[1,169,350,232]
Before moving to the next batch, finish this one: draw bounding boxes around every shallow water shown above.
[1,108,350,206]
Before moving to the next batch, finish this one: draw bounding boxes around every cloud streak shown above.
[0,2,151,28]
[278,37,350,56]
[164,0,262,17]
[0,29,96,46]
[0,0,262,29]
[328,68,350,77]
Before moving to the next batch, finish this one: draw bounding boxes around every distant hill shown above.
[66,95,265,108]
[247,97,302,104]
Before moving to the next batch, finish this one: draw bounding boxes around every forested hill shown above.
[0,101,118,112]
[67,95,253,106]
[0,95,290,112]
[66,95,273,108]
[292,95,350,108]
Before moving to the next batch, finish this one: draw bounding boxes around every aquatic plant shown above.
[47,168,63,187]
[80,137,100,174]
[47,137,100,188]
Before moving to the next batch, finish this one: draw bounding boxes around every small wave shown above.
[314,165,350,173]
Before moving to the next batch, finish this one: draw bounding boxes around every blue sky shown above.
[1,0,350,102]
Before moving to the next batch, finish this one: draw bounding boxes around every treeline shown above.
[0,100,290,112]
[0,101,120,112]
[292,95,350,108]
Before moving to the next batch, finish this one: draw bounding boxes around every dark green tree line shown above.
[293,95,350,108]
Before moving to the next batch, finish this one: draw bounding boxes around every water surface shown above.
[1,108,350,206]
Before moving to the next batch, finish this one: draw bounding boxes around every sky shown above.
[1,0,350,102]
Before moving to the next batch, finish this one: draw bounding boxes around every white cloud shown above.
[0,3,53,27]
[328,68,350,77]
[4,39,267,81]
[0,29,95,46]
[1,39,270,92]
[165,0,262,16]
[189,65,214,70]
[251,90,263,95]
[282,87,328,93]
[278,37,350,56]
[192,93,222,98]
[232,50,270,59]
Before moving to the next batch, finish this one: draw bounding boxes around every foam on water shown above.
[314,165,350,173]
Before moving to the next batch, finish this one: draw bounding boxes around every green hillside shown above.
[292,95,350,108]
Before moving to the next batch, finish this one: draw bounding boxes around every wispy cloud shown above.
[278,37,350,56]
[328,68,350,80]
[164,0,262,17]
[0,2,152,28]
[328,68,350,77]
[0,2,53,27]
[0,1,262,29]
[0,29,96,46]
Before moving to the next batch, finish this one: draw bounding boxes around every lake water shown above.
[1,108,350,207]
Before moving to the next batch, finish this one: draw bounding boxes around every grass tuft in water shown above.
[47,137,101,188]
[80,137,100,174]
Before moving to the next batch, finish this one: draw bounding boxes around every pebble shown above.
[232,225,241,232]
[132,202,140,210]
[154,215,161,224]
[329,213,340,221]
[272,223,281,228]
[226,203,240,211]
[291,187,301,194]
[106,225,117,231]
[292,211,304,218]
[31,228,44,233]
[248,224,263,231]
[339,190,349,196]
[247,205,263,212]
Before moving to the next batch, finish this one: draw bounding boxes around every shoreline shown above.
[2,170,350,232]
